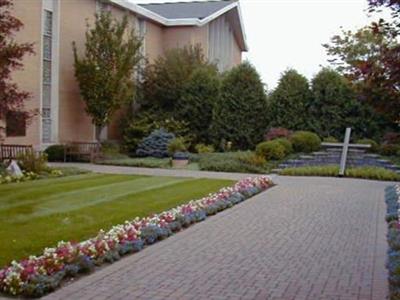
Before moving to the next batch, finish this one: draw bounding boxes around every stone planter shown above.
[172,152,189,169]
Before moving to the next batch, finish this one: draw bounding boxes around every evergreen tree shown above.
[72,11,142,139]
[177,66,220,144]
[308,68,377,138]
[211,62,268,150]
[268,69,311,130]
[141,45,212,115]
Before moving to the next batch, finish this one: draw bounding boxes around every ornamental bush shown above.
[136,129,175,158]
[195,144,215,154]
[45,145,65,162]
[17,152,49,173]
[356,138,379,153]
[274,138,293,155]
[264,127,292,141]
[167,138,187,156]
[290,131,321,153]
[255,141,286,160]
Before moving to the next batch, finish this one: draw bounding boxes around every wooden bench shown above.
[0,144,33,161]
[64,142,101,163]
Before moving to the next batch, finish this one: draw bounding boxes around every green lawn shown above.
[0,173,233,267]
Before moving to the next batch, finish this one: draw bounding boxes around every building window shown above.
[6,111,26,137]
[42,9,53,143]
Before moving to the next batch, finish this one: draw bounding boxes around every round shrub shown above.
[290,131,321,153]
[356,138,379,153]
[274,138,293,155]
[256,141,286,160]
[136,129,175,158]
[44,145,65,162]
[195,143,215,154]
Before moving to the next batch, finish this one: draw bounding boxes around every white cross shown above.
[321,128,371,176]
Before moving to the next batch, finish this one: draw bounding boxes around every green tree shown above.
[177,66,220,144]
[309,68,378,138]
[0,0,34,140]
[72,11,142,139]
[268,69,311,130]
[211,62,268,150]
[141,45,213,114]
[324,25,399,126]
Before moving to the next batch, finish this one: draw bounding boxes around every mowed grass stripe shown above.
[0,174,144,210]
[7,177,194,222]
[0,175,234,266]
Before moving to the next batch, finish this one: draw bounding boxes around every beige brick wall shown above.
[3,1,243,147]
[145,20,164,63]
[2,0,42,147]
[58,0,96,143]
[163,25,209,55]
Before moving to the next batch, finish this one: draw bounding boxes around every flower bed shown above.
[385,184,400,299]
[0,176,273,298]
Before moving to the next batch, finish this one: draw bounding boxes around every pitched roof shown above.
[138,0,236,20]
[110,0,247,51]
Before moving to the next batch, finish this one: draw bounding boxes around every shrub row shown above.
[279,165,400,181]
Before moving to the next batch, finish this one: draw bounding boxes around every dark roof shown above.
[139,0,236,20]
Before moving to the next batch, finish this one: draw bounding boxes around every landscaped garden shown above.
[0,174,272,297]
[0,173,234,266]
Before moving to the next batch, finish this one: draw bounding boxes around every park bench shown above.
[0,144,33,161]
[63,142,101,163]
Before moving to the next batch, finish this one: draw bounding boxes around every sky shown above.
[132,0,388,89]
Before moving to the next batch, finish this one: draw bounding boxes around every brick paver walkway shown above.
[43,175,389,300]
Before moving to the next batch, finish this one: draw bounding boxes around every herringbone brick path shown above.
[44,176,390,300]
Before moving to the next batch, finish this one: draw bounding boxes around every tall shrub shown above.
[177,66,220,144]
[140,45,213,114]
[268,69,311,130]
[308,68,378,138]
[211,62,268,150]
[73,11,142,140]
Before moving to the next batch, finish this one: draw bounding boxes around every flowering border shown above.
[0,176,273,298]
[385,184,400,299]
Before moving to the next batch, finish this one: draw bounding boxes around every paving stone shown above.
[40,175,390,300]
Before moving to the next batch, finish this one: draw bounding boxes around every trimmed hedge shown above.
[290,131,321,153]
[280,165,400,181]
[256,141,286,160]
[44,145,65,162]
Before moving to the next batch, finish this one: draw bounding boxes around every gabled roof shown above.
[138,0,236,20]
[110,0,248,51]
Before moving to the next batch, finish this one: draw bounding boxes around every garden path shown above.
[43,174,390,300]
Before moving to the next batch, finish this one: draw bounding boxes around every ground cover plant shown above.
[384,185,400,300]
[0,175,272,297]
[279,165,400,181]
